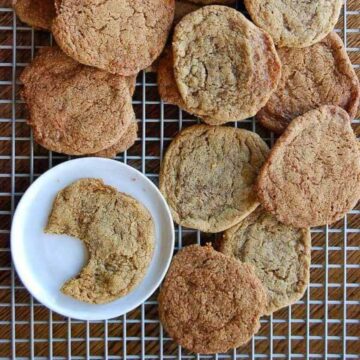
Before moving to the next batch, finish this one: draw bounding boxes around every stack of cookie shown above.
[157,2,360,354]
[16,0,176,156]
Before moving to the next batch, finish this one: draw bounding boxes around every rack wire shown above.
[0,0,359,358]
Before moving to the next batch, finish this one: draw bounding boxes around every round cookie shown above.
[172,6,281,124]
[52,0,175,75]
[92,119,138,158]
[220,207,311,315]
[12,0,56,30]
[244,0,343,48]
[159,125,269,233]
[258,32,360,134]
[257,105,360,228]
[158,244,267,354]
[20,47,134,155]
[46,178,154,304]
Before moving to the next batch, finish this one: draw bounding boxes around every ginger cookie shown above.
[52,0,175,75]
[188,0,235,4]
[12,0,56,30]
[157,48,188,109]
[172,6,281,125]
[258,33,360,134]
[46,179,154,304]
[244,0,343,48]
[20,47,134,155]
[174,1,201,25]
[257,106,360,228]
[159,125,269,233]
[158,244,267,354]
[220,207,311,314]
[92,119,138,158]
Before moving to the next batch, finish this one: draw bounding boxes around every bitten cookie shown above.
[257,106,360,228]
[160,125,269,233]
[52,0,175,75]
[20,47,134,155]
[158,244,267,354]
[244,0,343,48]
[220,207,311,314]
[46,179,154,304]
[258,33,360,134]
[12,0,56,30]
[172,6,281,124]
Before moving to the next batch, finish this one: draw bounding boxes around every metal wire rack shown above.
[0,0,359,358]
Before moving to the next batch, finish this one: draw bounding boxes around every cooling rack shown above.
[0,0,359,358]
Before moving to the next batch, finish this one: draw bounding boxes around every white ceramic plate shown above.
[11,158,174,320]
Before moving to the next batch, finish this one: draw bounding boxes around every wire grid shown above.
[0,0,359,358]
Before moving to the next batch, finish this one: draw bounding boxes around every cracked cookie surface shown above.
[220,207,311,314]
[46,179,154,304]
[158,244,267,354]
[258,33,360,134]
[244,0,343,48]
[13,0,56,30]
[257,106,360,228]
[20,47,134,155]
[172,6,281,124]
[52,0,175,75]
[159,125,269,233]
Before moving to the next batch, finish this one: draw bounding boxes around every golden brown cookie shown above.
[244,0,343,48]
[257,105,360,228]
[46,178,154,304]
[158,244,267,354]
[20,47,134,155]
[160,125,269,233]
[157,48,188,109]
[12,0,56,30]
[92,119,138,158]
[174,1,201,25]
[188,0,235,4]
[172,6,281,124]
[52,0,175,75]
[258,33,360,134]
[220,207,311,315]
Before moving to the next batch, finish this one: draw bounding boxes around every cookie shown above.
[172,6,281,125]
[126,75,137,97]
[188,0,235,4]
[257,106,360,228]
[20,47,134,155]
[157,48,188,109]
[46,179,154,304]
[158,244,267,354]
[220,207,311,315]
[12,0,56,30]
[159,125,269,233]
[258,33,360,134]
[244,0,343,48]
[174,1,201,25]
[92,119,138,158]
[52,0,175,75]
